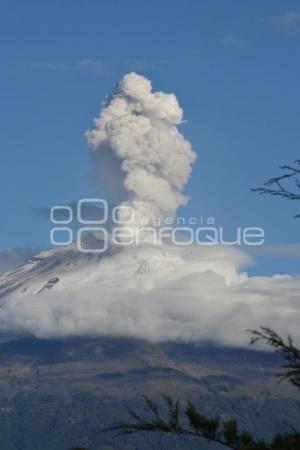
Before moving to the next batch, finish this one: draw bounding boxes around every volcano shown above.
[0,242,299,450]
[1,72,298,449]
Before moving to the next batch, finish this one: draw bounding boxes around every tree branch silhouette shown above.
[105,328,300,450]
[252,160,300,217]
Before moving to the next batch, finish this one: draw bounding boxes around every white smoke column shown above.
[86,73,197,232]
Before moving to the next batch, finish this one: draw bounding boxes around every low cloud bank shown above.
[1,244,299,348]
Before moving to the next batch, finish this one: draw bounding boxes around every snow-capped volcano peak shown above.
[0,232,248,306]
[0,238,298,351]
[0,237,187,302]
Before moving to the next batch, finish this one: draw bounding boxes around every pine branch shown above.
[105,396,271,449]
[248,327,300,388]
[252,160,300,216]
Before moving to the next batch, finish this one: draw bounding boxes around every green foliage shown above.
[109,394,300,449]
[186,400,220,439]
[249,327,300,388]
[107,327,300,450]
[108,395,272,449]
[1,390,298,450]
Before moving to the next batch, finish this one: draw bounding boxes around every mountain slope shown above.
[0,243,299,449]
[0,336,298,450]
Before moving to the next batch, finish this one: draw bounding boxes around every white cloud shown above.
[249,243,300,258]
[1,243,300,349]
[219,36,243,46]
[32,59,108,74]
[265,11,300,29]
[123,59,161,71]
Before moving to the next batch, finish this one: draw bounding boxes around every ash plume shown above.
[1,75,299,348]
[86,73,196,229]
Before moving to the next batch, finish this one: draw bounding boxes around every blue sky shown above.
[0,0,300,275]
